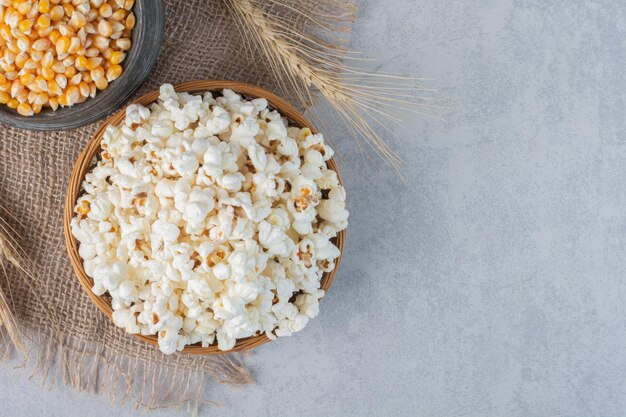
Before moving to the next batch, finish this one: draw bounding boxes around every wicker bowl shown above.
[0,0,164,131]
[64,80,346,354]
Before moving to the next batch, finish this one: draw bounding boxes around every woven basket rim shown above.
[63,80,346,355]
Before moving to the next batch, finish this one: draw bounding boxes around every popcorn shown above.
[72,85,348,354]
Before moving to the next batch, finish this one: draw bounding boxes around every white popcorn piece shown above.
[71,84,348,354]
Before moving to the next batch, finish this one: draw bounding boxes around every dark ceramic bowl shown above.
[0,0,164,131]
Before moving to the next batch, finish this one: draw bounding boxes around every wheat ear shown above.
[0,203,26,351]
[225,0,444,171]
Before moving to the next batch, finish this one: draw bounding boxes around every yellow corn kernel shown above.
[38,0,50,13]
[113,37,130,50]
[41,66,54,80]
[27,81,42,93]
[48,29,60,43]
[108,50,124,64]
[89,81,95,97]
[89,65,103,80]
[97,19,111,36]
[58,23,74,36]
[27,90,37,103]
[4,71,17,81]
[19,73,34,85]
[49,5,63,21]
[57,92,67,106]
[81,71,91,82]
[47,79,61,95]
[123,0,134,10]
[36,25,53,37]
[51,60,64,73]
[66,84,78,104]
[0,91,9,104]
[10,79,23,97]
[41,51,53,67]
[0,24,12,41]
[64,64,76,77]
[16,102,33,116]
[125,12,134,30]
[32,37,50,50]
[69,72,81,85]
[35,92,48,106]
[62,3,73,16]
[105,63,121,81]
[69,10,85,28]
[113,0,124,8]
[94,76,107,90]
[15,88,28,102]
[111,9,125,21]
[85,56,101,70]
[6,98,18,109]
[85,46,99,56]
[101,46,112,59]
[74,54,87,69]
[92,34,109,50]
[30,49,43,61]
[0,73,5,84]
[67,36,80,52]
[16,1,31,15]
[16,35,28,51]
[31,102,41,113]
[78,80,89,97]
[18,18,32,33]
[36,13,50,28]
[48,96,58,110]
[55,36,70,54]
[55,73,66,88]
[98,3,111,17]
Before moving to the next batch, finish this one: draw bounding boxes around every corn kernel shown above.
[125,12,134,30]
[105,63,120,81]
[47,79,61,95]
[97,2,110,17]
[0,91,9,103]
[51,60,64,73]
[68,10,85,28]
[89,65,103,79]
[49,5,63,21]
[6,98,18,108]
[16,1,30,15]
[16,101,32,115]
[65,84,78,103]
[81,71,91,82]
[110,8,124,21]
[78,80,88,96]
[113,37,129,50]
[41,66,54,80]
[108,49,123,64]
[32,37,50,50]
[55,35,69,54]
[67,35,79,52]
[41,51,53,67]
[36,13,50,28]
[85,56,101,70]
[74,54,86,69]
[48,28,60,42]
[54,73,66,88]
[97,19,111,36]
[48,96,58,110]
[94,75,106,90]
[38,0,50,13]
[123,0,133,10]
[62,3,73,16]
[30,49,43,61]
[18,72,33,85]
[64,64,75,77]
[69,72,80,84]
[17,18,32,33]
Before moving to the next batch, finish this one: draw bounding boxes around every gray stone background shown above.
[2,0,626,416]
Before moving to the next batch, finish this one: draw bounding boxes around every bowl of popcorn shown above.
[0,0,163,130]
[64,81,349,354]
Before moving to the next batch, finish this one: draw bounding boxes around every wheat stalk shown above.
[225,0,444,171]
[0,203,26,352]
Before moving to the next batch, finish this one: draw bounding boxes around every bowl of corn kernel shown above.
[0,0,163,130]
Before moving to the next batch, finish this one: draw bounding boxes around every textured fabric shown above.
[0,0,355,411]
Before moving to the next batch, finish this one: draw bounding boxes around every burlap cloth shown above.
[0,0,355,412]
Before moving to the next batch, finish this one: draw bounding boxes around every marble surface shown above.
[3,0,626,416]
